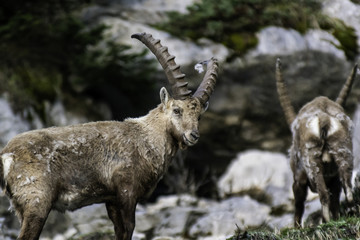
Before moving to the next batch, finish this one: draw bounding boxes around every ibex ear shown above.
[160,87,169,105]
[201,101,209,114]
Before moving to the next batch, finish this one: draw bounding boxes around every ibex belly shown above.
[54,185,114,212]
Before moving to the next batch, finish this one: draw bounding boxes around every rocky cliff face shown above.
[1,0,360,239]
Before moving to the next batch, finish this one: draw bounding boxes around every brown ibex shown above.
[276,58,358,227]
[0,32,218,240]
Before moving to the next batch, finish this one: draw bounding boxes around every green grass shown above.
[228,217,360,240]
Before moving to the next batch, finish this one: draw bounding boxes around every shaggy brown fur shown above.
[276,58,358,227]
[0,33,219,240]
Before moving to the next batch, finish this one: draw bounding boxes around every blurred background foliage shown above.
[0,0,358,125]
[0,0,157,123]
[156,0,358,60]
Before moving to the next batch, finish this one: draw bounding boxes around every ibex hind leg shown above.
[332,150,357,215]
[328,177,341,220]
[293,179,308,227]
[334,152,354,204]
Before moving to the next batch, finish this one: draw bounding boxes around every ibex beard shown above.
[276,58,357,227]
[0,32,218,240]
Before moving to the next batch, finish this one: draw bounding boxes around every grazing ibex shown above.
[0,32,218,240]
[276,58,358,227]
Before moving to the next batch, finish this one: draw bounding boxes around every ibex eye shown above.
[173,109,180,115]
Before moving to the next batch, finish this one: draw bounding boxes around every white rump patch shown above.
[2,153,14,178]
[307,116,320,137]
[327,117,341,136]
[322,151,331,163]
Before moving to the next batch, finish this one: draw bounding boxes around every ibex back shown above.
[276,58,358,227]
[0,33,219,240]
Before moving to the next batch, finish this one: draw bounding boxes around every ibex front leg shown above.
[106,198,136,240]
[107,172,137,240]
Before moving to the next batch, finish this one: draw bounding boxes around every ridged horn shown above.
[131,32,192,99]
[193,57,218,105]
[276,58,296,126]
[336,64,358,106]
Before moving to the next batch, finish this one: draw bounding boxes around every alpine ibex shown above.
[276,58,358,227]
[0,32,219,240]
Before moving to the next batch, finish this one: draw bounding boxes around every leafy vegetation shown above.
[156,0,358,60]
[0,0,156,123]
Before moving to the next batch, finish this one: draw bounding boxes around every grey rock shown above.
[267,213,293,230]
[153,206,196,237]
[135,207,160,233]
[0,97,31,147]
[189,196,271,238]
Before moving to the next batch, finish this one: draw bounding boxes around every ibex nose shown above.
[190,130,200,141]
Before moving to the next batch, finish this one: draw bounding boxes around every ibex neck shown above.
[136,104,178,158]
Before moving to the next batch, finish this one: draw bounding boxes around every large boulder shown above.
[217,150,293,207]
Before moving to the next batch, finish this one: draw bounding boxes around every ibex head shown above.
[131,33,218,149]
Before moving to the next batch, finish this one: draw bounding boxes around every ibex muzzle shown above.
[0,32,219,240]
[276,58,358,227]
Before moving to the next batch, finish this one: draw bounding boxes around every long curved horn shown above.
[276,58,296,126]
[131,32,192,99]
[193,57,218,105]
[336,64,358,106]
